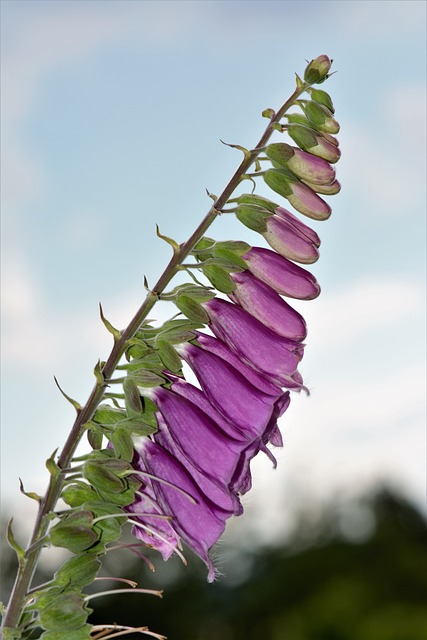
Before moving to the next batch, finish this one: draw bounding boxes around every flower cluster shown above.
[119,56,341,580]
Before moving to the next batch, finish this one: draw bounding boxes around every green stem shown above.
[1,81,307,635]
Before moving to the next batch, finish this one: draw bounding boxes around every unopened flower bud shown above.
[263,169,331,220]
[303,101,340,134]
[304,54,332,84]
[287,124,341,163]
[302,178,341,195]
[266,143,336,185]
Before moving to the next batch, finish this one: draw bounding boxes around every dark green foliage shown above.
[88,489,427,640]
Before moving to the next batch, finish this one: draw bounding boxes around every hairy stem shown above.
[1,82,306,634]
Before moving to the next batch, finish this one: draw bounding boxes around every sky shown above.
[1,0,426,548]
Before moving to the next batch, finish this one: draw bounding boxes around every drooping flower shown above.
[168,375,290,493]
[263,212,320,264]
[287,123,341,163]
[203,297,304,386]
[229,270,307,341]
[193,331,285,396]
[266,142,336,185]
[285,180,332,220]
[146,385,247,486]
[175,340,288,435]
[132,438,229,582]
[154,412,242,516]
[243,246,321,300]
[275,206,321,247]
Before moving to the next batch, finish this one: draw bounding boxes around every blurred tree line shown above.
[1,487,426,639]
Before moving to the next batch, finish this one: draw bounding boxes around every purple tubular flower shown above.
[302,178,341,195]
[149,386,245,486]
[203,298,304,386]
[127,478,181,561]
[193,331,283,396]
[134,439,228,581]
[169,376,290,494]
[154,412,242,516]
[229,270,307,341]
[263,214,319,264]
[286,181,331,221]
[176,341,283,436]
[287,147,336,185]
[243,246,321,300]
[275,206,321,247]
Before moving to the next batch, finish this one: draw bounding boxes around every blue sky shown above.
[1,0,426,545]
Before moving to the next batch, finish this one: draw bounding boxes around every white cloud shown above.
[305,276,424,351]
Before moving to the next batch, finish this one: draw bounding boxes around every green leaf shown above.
[214,240,251,256]
[130,369,165,388]
[110,427,135,462]
[202,264,236,294]
[236,204,271,233]
[87,427,103,450]
[169,283,215,303]
[123,377,143,413]
[263,168,293,198]
[83,459,130,495]
[193,236,215,252]
[238,193,278,212]
[212,247,247,270]
[287,123,319,150]
[265,143,295,168]
[46,449,60,480]
[40,626,93,640]
[19,479,41,503]
[262,107,275,119]
[309,88,335,113]
[7,519,25,565]
[61,482,98,508]
[49,512,99,553]
[54,377,82,412]
[156,224,180,254]
[93,405,128,426]
[38,592,90,632]
[156,339,183,373]
[55,555,101,589]
[99,303,121,341]
[86,502,127,543]
[175,295,209,323]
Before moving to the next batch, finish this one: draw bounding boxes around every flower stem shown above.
[1,81,307,635]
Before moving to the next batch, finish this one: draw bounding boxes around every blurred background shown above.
[1,1,426,638]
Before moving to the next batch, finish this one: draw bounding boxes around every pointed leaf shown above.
[175,295,209,323]
[202,264,236,294]
[7,519,25,564]
[156,339,183,373]
[156,224,180,254]
[99,303,121,341]
[19,479,42,503]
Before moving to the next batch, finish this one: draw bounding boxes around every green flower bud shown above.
[40,626,92,640]
[287,124,341,163]
[175,295,210,323]
[202,263,236,294]
[263,169,293,199]
[304,54,332,84]
[38,592,90,632]
[55,554,101,589]
[235,204,272,232]
[237,193,278,212]
[49,511,99,552]
[303,101,340,134]
[309,88,335,113]
[83,459,130,494]
[156,339,183,373]
[61,481,98,507]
